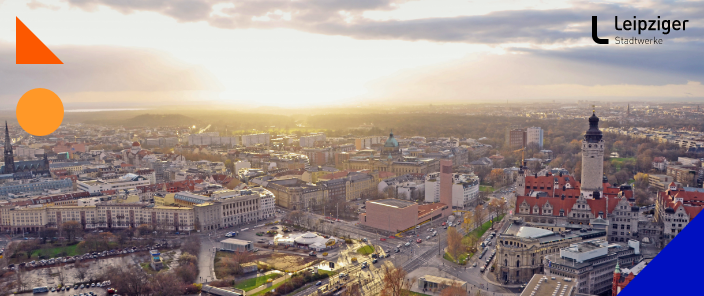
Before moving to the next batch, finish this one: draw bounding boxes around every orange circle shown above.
[16,88,64,136]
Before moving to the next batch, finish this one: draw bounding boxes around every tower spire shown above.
[3,121,15,174]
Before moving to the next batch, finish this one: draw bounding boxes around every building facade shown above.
[581,112,605,199]
[544,239,642,295]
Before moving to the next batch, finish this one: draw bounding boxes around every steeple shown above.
[3,121,15,174]
[614,261,621,274]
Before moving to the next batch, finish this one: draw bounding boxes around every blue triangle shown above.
[619,214,704,295]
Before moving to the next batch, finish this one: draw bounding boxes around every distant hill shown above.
[85,113,201,127]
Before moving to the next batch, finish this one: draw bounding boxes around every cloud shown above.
[0,43,223,100]
[59,0,704,44]
[359,43,704,103]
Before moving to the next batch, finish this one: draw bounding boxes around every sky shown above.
[1,0,703,109]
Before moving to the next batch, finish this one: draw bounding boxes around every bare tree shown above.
[487,198,507,219]
[15,266,27,292]
[61,221,83,242]
[473,205,487,229]
[380,265,416,296]
[103,265,149,295]
[74,262,89,283]
[150,271,185,296]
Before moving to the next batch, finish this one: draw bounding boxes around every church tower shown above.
[3,122,15,174]
[581,109,604,199]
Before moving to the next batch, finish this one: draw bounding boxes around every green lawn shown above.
[318,269,337,276]
[357,245,374,255]
[443,252,472,265]
[234,274,282,291]
[467,214,505,239]
[249,278,287,296]
[30,244,80,258]
[479,185,495,193]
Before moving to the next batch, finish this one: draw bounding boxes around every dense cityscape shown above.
[0,102,702,296]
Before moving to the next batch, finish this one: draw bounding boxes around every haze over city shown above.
[2,0,704,109]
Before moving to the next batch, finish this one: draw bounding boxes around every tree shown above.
[473,205,487,229]
[461,214,473,234]
[137,224,153,236]
[61,221,83,242]
[103,265,149,295]
[150,271,186,296]
[634,173,649,189]
[74,262,89,283]
[488,169,505,187]
[380,265,415,296]
[440,281,466,296]
[487,197,507,219]
[446,227,463,263]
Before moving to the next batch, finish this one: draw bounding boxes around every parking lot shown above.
[17,286,109,296]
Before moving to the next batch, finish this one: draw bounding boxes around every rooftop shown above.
[369,198,416,209]
[520,274,576,296]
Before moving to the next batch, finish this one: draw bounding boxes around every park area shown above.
[444,214,505,265]
[356,245,374,255]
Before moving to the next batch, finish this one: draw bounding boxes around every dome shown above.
[132,141,141,147]
[294,232,322,245]
[384,130,399,148]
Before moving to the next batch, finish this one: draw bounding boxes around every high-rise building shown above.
[439,159,454,217]
[581,111,604,199]
[526,127,544,149]
[507,128,527,148]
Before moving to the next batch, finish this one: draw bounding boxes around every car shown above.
[107,288,116,294]
[80,284,85,289]
[473,262,477,267]
[74,285,79,289]
[394,248,400,253]
[61,287,66,291]
[415,225,420,229]
[316,281,323,286]
[385,253,390,258]
[388,235,395,239]
[372,259,378,264]
[426,236,430,240]
[361,264,367,269]
[480,266,485,273]
[309,251,317,256]
[51,287,56,292]
[433,232,437,237]
[361,238,368,242]
[405,242,410,247]
[91,283,96,287]
[379,238,386,241]
[416,239,422,243]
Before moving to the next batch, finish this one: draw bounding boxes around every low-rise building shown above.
[358,199,448,233]
[221,238,253,252]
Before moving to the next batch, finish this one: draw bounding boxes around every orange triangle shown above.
[16,17,63,64]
